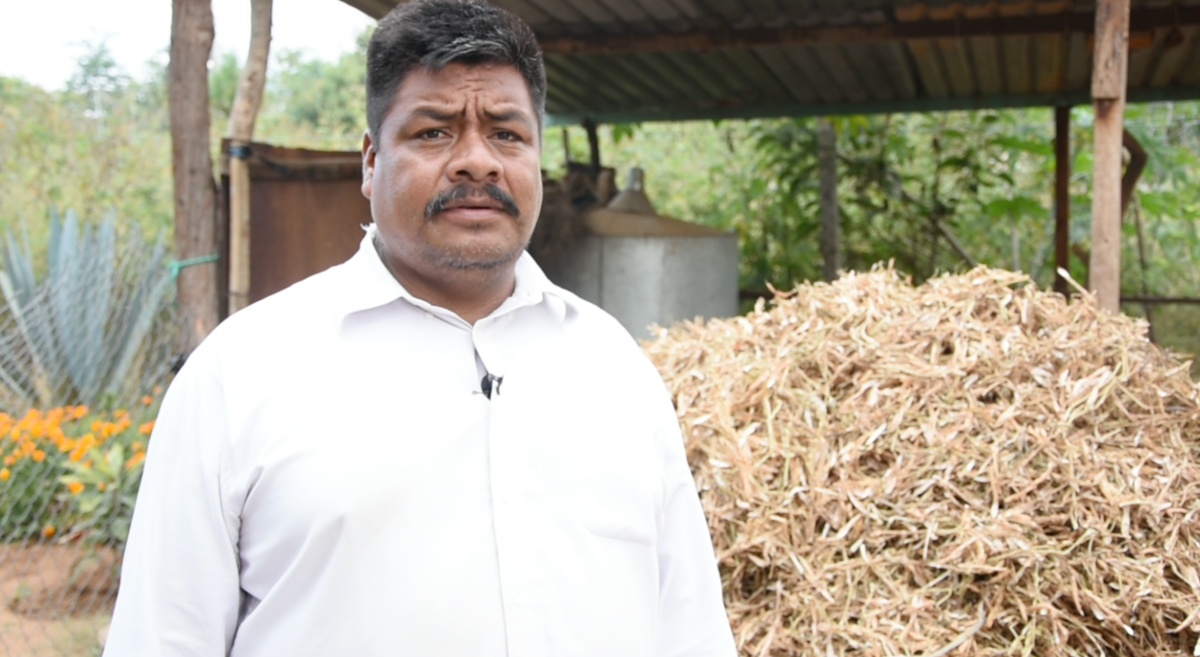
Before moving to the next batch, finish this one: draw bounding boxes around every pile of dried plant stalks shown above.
[644,266,1200,657]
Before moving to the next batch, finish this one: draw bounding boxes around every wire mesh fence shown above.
[0,212,177,656]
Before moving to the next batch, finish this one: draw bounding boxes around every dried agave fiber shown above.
[644,266,1200,657]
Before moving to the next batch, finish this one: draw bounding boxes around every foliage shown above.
[0,44,173,246]
[0,402,155,544]
[213,28,372,152]
[58,434,146,548]
[0,210,176,410]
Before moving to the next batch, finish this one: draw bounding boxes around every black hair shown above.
[366,0,546,142]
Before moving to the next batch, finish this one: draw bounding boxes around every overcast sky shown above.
[0,0,375,90]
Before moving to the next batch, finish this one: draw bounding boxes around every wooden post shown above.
[583,118,601,175]
[817,118,841,282]
[169,0,220,352]
[1088,0,1130,312]
[1053,106,1071,296]
[227,0,273,315]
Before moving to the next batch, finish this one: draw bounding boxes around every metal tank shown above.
[540,167,739,340]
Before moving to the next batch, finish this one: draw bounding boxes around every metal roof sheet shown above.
[339,0,1200,124]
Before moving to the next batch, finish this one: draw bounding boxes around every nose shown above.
[446,126,502,182]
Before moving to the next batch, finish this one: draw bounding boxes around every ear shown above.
[361,130,376,199]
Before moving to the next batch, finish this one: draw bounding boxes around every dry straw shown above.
[644,265,1200,657]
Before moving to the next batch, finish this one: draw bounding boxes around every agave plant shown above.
[0,210,176,410]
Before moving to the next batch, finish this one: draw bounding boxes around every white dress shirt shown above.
[104,228,736,657]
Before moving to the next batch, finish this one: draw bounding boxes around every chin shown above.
[431,244,523,271]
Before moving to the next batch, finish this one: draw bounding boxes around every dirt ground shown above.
[0,543,117,656]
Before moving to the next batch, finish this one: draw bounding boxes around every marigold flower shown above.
[67,481,84,495]
[31,450,45,463]
[97,482,107,492]
[73,405,88,419]
[131,441,144,452]
[142,395,153,405]
[0,468,8,481]
[41,525,55,539]
[125,451,146,470]
[90,420,102,433]
[138,422,155,435]
[153,386,163,395]
[3,455,13,466]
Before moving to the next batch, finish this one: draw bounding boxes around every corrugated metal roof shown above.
[339,0,1200,124]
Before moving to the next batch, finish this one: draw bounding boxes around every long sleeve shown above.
[104,351,242,657]
[654,400,738,657]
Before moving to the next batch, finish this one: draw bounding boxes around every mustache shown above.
[425,183,521,218]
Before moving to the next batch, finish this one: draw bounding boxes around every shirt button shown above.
[424,312,433,321]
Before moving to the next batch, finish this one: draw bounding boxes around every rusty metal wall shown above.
[222,141,371,310]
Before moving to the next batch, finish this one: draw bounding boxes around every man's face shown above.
[362,62,542,282]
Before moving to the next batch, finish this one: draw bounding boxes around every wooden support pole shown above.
[817,118,840,282]
[583,118,601,175]
[1054,106,1071,296]
[169,0,220,352]
[227,0,273,315]
[1089,0,1130,313]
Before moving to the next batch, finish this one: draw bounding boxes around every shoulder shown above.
[187,261,355,375]
[547,284,669,393]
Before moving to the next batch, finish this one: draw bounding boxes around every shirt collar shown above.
[333,224,570,324]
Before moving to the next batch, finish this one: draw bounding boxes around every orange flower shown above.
[41,525,55,539]
[67,481,84,495]
[31,450,45,463]
[130,441,144,452]
[153,386,163,395]
[96,482,107,492]
[72,405,88,419]
[0,468,9,481]
[125,451,146,471]
[138,422,155,435]
[69,434,95,462]
[142,395,153,406]
[3,455,14,466]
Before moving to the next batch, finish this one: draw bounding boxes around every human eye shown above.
[494,129,523,142]
[418,128,445,139]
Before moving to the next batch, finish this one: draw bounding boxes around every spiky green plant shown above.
[0,210,175,410]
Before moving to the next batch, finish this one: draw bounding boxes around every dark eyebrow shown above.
[485,110,535,132]
[409,107,463,122]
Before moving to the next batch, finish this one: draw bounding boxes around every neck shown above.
[374,236,518,324]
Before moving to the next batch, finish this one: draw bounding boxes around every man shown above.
[104,1,736,655]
